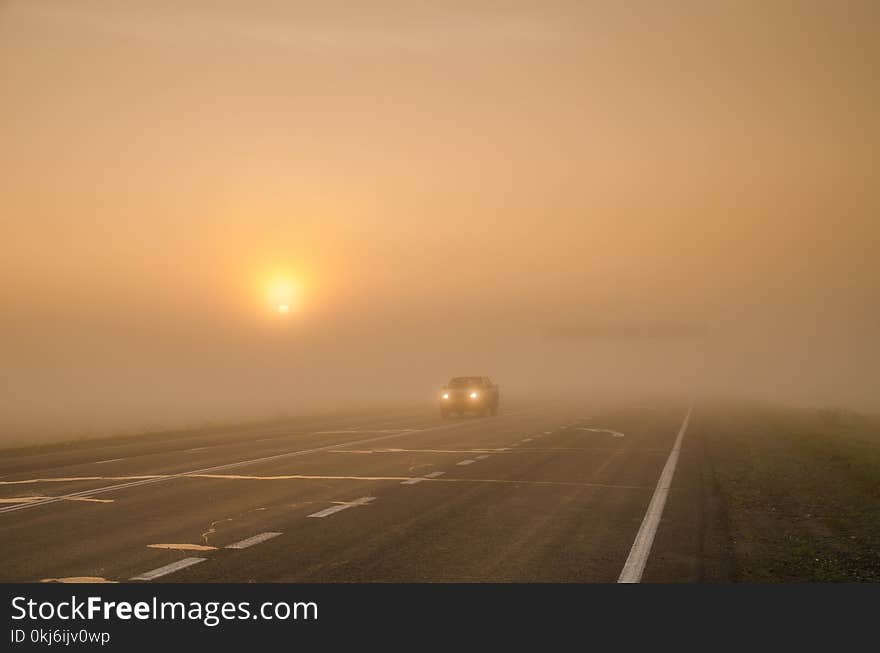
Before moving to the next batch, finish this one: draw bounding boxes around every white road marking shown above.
[41,576,116,584]
[194,473,410,482]
[522,438,533,443]
[543,431,552,434]
[0,421,469,515]
[225,532,282,549]
[332,448,499,454]
[0,496,113,504]
[130,557,206,581]
[313,429,420,434]
[577,428,625,438]
[618,403,693,584]
[456,459,475,466]
[401,470,447,485]
[95,458,126,465]
[475,454,490,460]
[307,496,375,518]
[186,447,208,452]
[148,543,217,552]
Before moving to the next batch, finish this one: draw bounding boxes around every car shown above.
[439,376,500,418]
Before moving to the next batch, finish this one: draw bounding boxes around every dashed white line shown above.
[425,471,446,478]
[522,438,533,443]
[475,454,490,460]
[307,496,375,518]
[130,557,206,581]
[95,458,126,465]
[618,403,693,583]
[225,532,283,549]
[456,460,475,466]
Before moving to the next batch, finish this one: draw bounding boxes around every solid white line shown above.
[617,403,693,583]
[225,532,282,549]
[307,496,375,518]
[0,421,468,515]
[130,557,206,581]
[456,459,475,466]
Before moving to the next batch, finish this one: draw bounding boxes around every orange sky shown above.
[1,1,878,441]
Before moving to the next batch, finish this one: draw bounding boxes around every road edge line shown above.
[617,402,693,583]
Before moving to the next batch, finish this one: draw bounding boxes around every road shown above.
[0,400,719,582]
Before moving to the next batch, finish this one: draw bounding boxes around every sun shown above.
[262,273,300,316]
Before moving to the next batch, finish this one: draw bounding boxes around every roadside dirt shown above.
[700,402,880,582]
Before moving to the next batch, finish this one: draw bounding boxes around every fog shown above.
[2,1,878,444]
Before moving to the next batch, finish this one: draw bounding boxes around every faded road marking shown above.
[522,438,533,443]
[0,496,113,504]
[618,403,693,584]
[201,474,647,490]
[401,470,447,485]
[0,420,470,515]
[148,543,218,552]
[130,557,206,581]
[192,473,411,482]
[41,577,116,584]
[577,428,625,438]
[332,448,500,454]
[0,476,164,485]
[475,454,491,460]
[226,532,282,549]
[456,460,475,466]
[96,458,126,465]
[314,429,420,434]
[308,496,375,518]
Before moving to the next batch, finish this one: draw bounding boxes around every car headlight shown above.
[442,393,449,400]
[469,391,478,399]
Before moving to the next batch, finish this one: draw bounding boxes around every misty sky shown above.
[2,1,878,441]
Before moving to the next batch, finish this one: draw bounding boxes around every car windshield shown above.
[448,377,483,388]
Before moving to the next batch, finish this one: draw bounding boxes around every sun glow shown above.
[262,273,300,316]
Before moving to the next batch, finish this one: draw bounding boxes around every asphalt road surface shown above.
[0,400,720,583]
